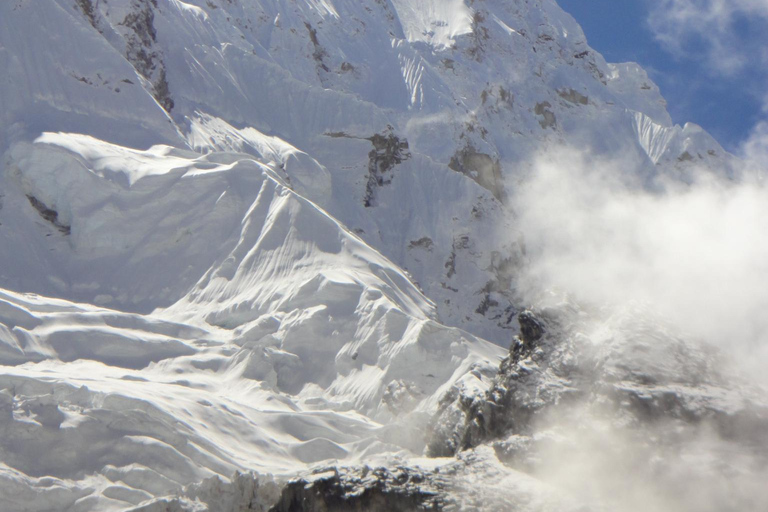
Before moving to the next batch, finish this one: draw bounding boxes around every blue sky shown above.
[557,0,768,152]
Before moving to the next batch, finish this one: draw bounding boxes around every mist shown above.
[500,144,768,511]
[511,145,768,374]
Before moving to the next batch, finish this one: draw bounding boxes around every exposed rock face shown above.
[557,88,589,106]
[26,195,70,235]
[269,466,444,512]
[534,102,556,129]
[119,0,174,112]
[76,0,99,30]
[425,307,561,457]
[423,301,768,512]
[364,129,410,207]
[131,452,591,512]
[448,146,506,203]
[75,0,174,112]
[517,310,544,344]
[427,301,768,458]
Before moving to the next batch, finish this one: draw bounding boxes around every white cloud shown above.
[646,0,768,74]
[505,142,768,510]
[741,121,768,172]
[511,144,768,375]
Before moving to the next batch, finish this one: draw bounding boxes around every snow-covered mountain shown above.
[1,0,736,343]
[0,0,762,511]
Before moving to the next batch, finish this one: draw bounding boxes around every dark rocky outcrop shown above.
[408,237,434,251]
[323,128,410,207]
[557,88,589,106]
[517,310,544,344]
[426,308,563,456]
[466,10,490,61]
[427,302,768,460]
[305,22,330,73]
[270,466,444,512]
[363,129,410,207]
[27,195,70,235]
[534,102,556,129]
[76,0,100,31]
[119,0,174,111]
[73,0,173,111]
[448,146,506,202]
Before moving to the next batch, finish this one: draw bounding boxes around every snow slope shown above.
[1,0,737,343]
[0,0,758,510]
[0,134,503,510]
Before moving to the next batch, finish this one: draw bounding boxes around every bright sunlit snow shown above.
[0,0,766,511]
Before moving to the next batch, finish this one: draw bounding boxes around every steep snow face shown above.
[0,1,756,510]
[1,0,734,343]
[390,0,474,49]
[606,62,672,126]
[0,134,503,509]
[0,1,180,150]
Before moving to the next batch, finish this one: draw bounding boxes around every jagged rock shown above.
[428,301,768,459]
[408,237,434,251]
[269,466,444,512]
[76,0,99,30]
[364,129,410,207]
[517,310,544,344]
[26,195,70,235]
[305,22,330,74]
[534,102,557,129]
[557,88,589,106]
[448,146,506,203]
[106,0,174,111]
